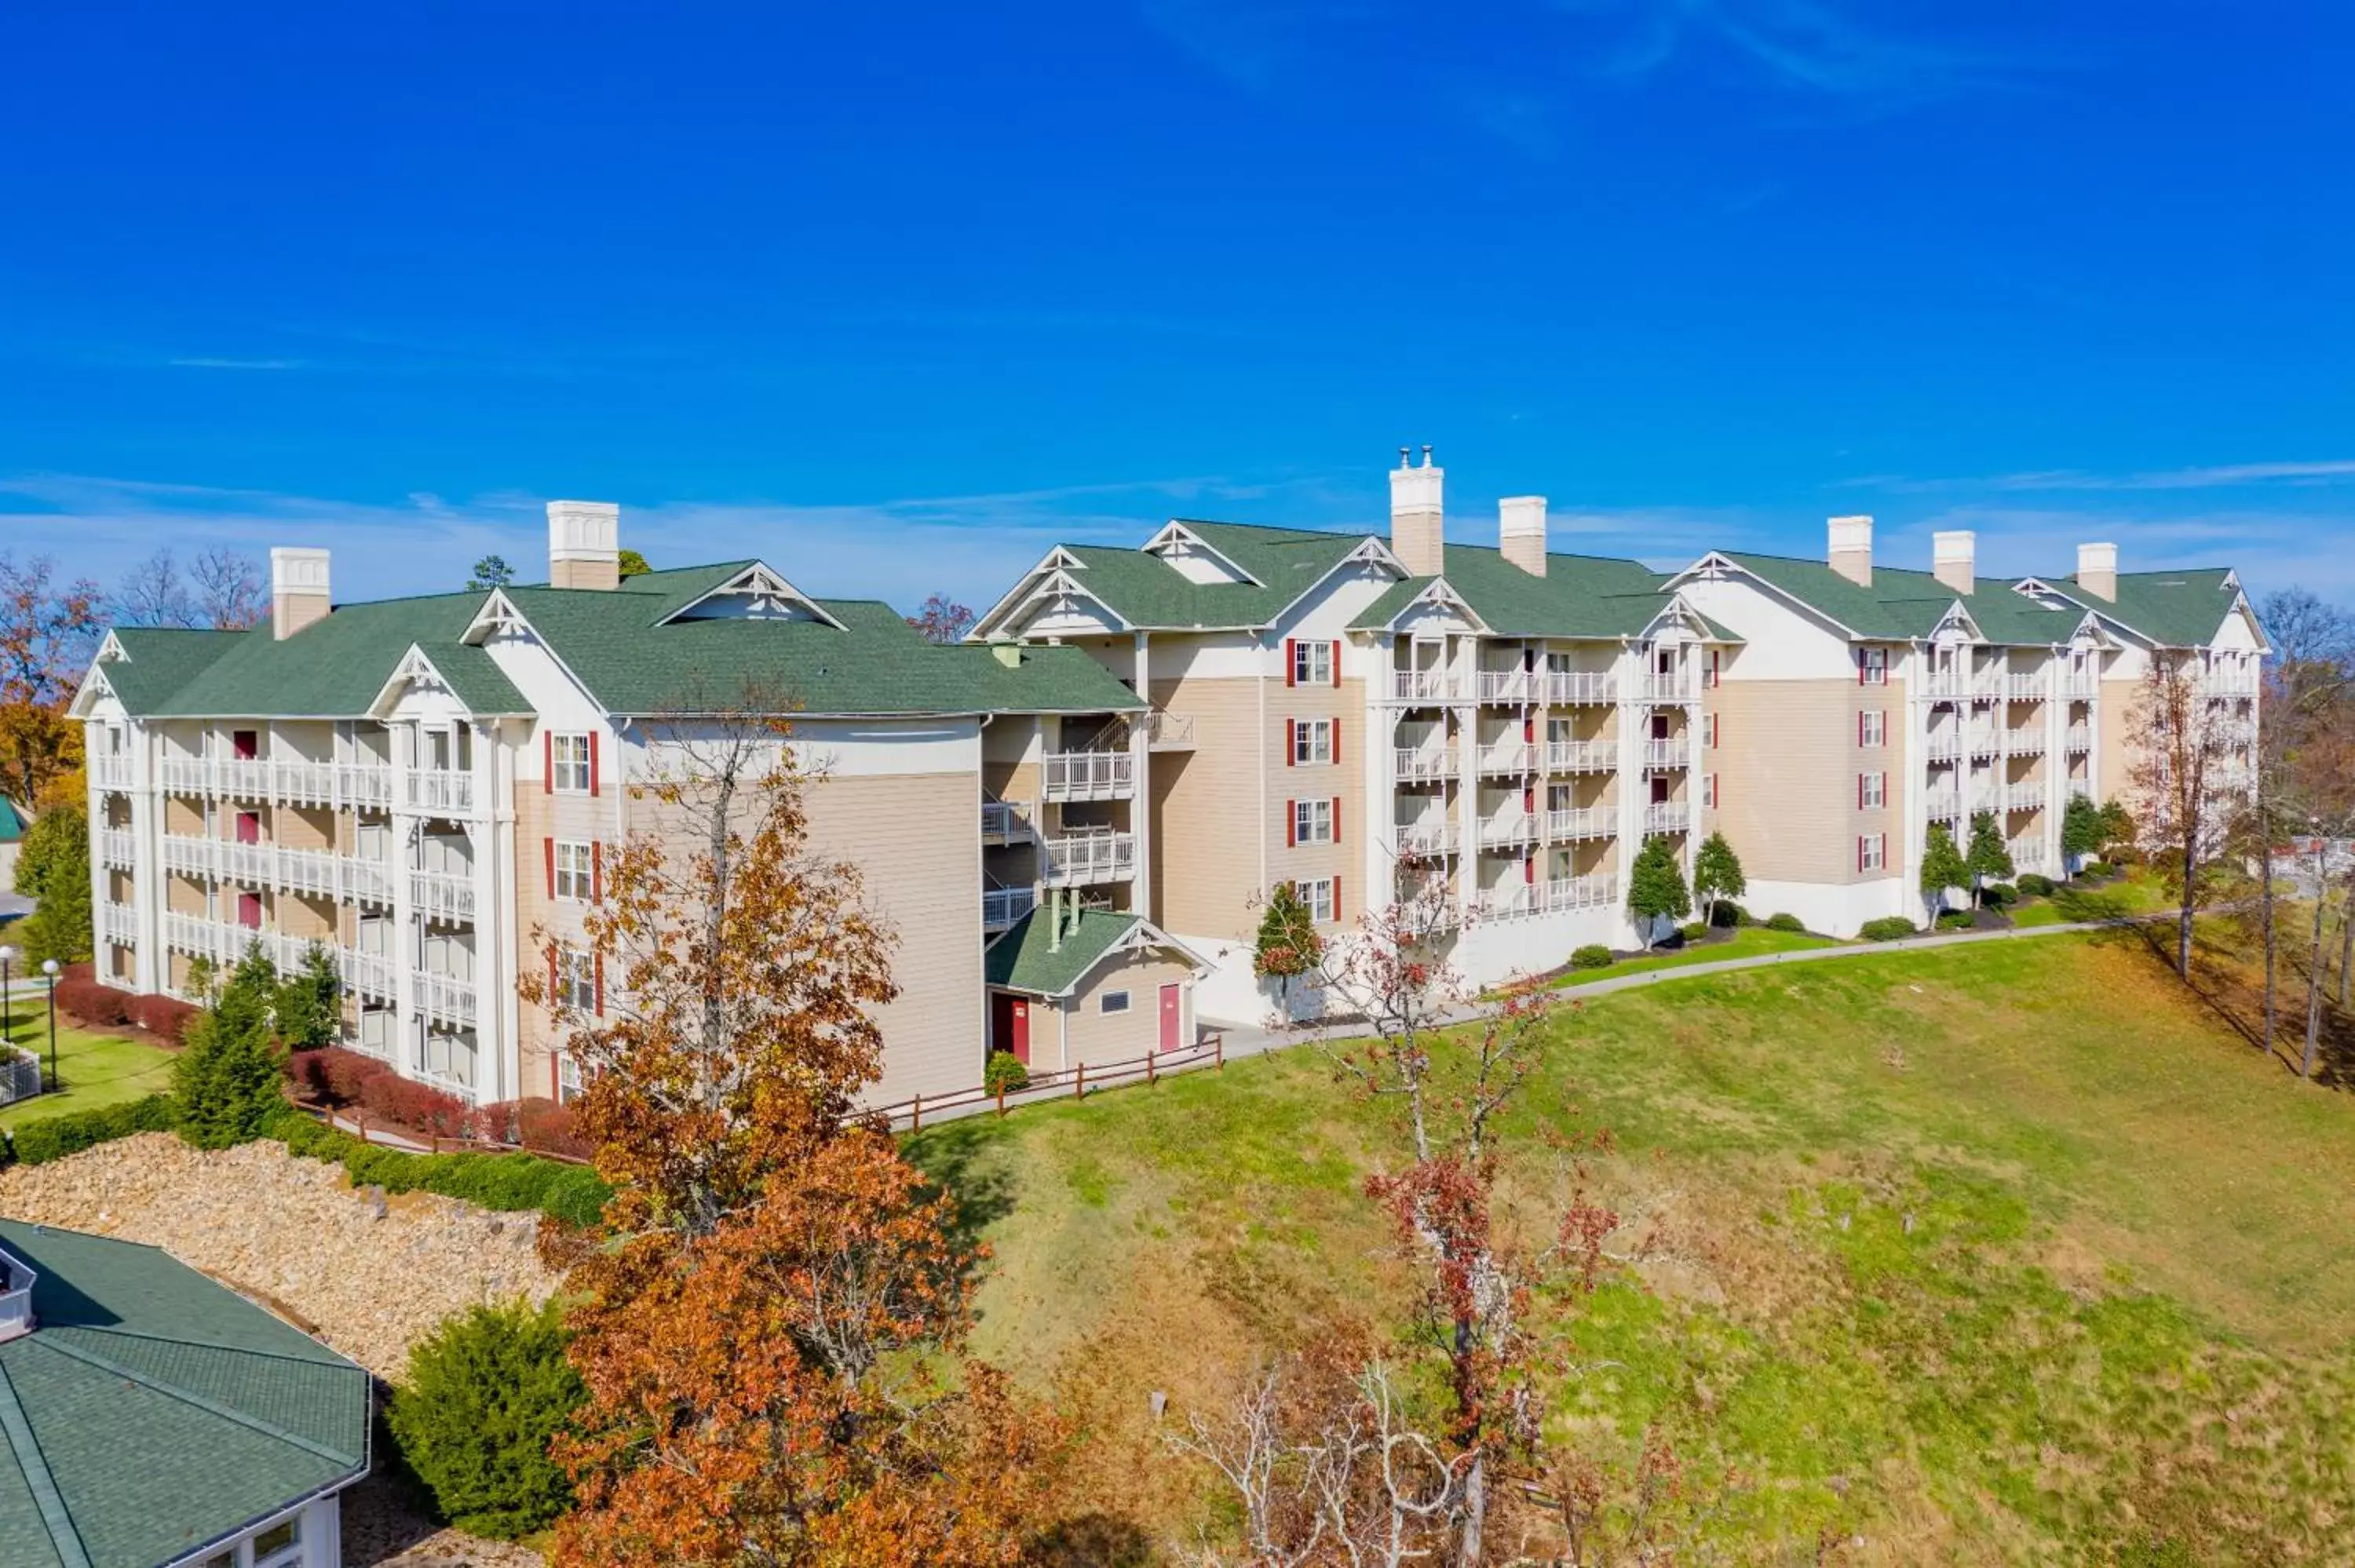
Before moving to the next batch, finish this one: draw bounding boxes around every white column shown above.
[1130,632,1152,920]
[1613,643,1643,945]
[1453,635,1478,913]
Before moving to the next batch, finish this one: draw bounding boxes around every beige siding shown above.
[277,804,334,851]
[1267,676,1364,930]
[1050,950,1195,1069]
[1712,676,1902,884]
[513,779,619,1099]
[1148,672,1264,940]
[2098,678,2142,806]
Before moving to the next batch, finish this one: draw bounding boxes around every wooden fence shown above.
[874,1031,1227,1132]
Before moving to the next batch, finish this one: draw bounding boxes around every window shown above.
[1291,718,1334,765]
[557,946,597,1012]
[1703,713,1720,749]
[1858,709,1886,748]
[1701,774,1718,808]
[1301,877,1338,924]
[557,1052,584,1105]
[1858,833,1886,873]
[550,732,593,793]
[1292,797,1334,845]
[1291,639,1334,687]
[553,840,596,902]
[1101,990,1132,1015]
[1857,647,1889,686]
[1704,648,1722,688]
[1859,771,1886,810]
[252,1516,303,1568]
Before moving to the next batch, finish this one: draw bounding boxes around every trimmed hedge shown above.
[1570,944,1615,971]
[53,977,130,1028]
[983,1052,1031,1096]
[126,993,198,1045]
[3,1094,181,1168]
[1980,882,2016,910]
[1937,910,1978,932]
[2017,873,2057,898]
[1860,916,1919,942]
[1708,901,1749,929]
[1677,921,1710,943]
[264,1107,612,1227]
[1764,913,1806,933]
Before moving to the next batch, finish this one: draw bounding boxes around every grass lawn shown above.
[2010,868,2177,928]
[1545,922,1838,986]
[0,1012,177,1130]
[911,929,2355,1563]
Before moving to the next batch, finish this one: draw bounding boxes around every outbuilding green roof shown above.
[0,799,22,844]
[0,1220,371,1568]
[981,907,1199,997]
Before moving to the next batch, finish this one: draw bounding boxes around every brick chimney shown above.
[1499,495,1546,577]
[1932,530,1976,596]
[1389,447,1444,578]
[548,501,621,591]
[2076,542,2117,601]
[269,548,330,640]
[1827,516,1873,587]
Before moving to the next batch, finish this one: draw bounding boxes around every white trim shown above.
[1141,521,1265,585]
[655,561,847,629]
[365,645,474,722]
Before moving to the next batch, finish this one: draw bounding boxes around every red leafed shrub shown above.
[513,1096,591,1161]
[53,977,130,1028]
[60,961,93,985]
[290,1045,393,1107]
[359,1071,475,1140]
[126,994,199,1045]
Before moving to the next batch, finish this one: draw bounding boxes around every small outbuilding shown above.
[984,904,1205,1072]
[0,1218,372,1568]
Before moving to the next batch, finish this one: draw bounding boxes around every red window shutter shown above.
[1523,714,1535,744]
[1333,875,1342,921]
[1331,715,1342,767]
[593,954,604,1016]
[1285,639,1297,687]
[1285,719,1296,766]
[1331,640,1342,688]
[589,731,601,797]
[542,731,553,793]
[1857,774,1864,810]
[546,947,559,1008]
[1524,851,1535,884]
[1331,795,1342,840]
[1857,649,1867,687]
[1857,837,1867,873]
[1285,800,1297,847]
[591,841,604,903]
[543,837,555,898]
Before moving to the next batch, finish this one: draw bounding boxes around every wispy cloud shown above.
[1844,458,2355,495]
[166,356,306,371]
[1882,503,2355,600]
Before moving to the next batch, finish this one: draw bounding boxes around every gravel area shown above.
[0,1132,564,1564]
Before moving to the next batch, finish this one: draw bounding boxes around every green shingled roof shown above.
[985,907,1174,996]
[2056,568,2251,647]
[1349,544,1713,640]
[1048,522,1367,631]
[1718,553,2098,646]
[0,1220,370,1568]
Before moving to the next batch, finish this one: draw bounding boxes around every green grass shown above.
[0,1014,177,1130]
[2010,870,2177,928]
[911,930,2355,1563]
[1545,923,1838,986]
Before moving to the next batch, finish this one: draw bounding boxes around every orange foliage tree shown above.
[527,698,1067,1563]
[0,552,102,807]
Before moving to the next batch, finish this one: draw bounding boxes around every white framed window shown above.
[1101,990,1132,1015]
[1701,773,1718,808]
[1858,833,1886,873]
[1857,647,1889,686]
[1703,712,1720,749]
[550,732,593,793]
[1292,797,1334,844]
[1858,709,1886,748]
[1291,718,1333,765]
[557,1052,584,1105]
[1859,771,1886,810]
[1291,639,1334,687]
[558,946,597,1012]
[251,1515,304,1568]
[1301,877,1337,924]
[553,840,596,902]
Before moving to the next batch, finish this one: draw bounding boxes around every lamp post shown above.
[40,959,58,1094]
[0,943,14,1045]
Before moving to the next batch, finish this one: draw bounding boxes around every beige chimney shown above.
[268,547,330,640]
[1499,495,1547,577]
[1828,515,1873,587]
[1932,530,1976,596]
[548,500,621,591]
[1389,447,1444,578]
[2076,542,2118,601]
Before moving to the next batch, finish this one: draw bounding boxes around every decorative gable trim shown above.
[68,662,119,719]
[1142,522,1265,586]
[367,644,472,720]
[1663,552,1868,640]
[461,588,532,644]
[655,562,845,629]
[1032,917,1211,998]
[94,630,130,664]
[1379,578,1492,636]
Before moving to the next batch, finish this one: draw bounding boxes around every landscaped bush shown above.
[356,1072,474,1140]
[387,1299,586,1538]
[1860,916,1919,942]
[1678,921,1710,943]
[1710,900,1749,928]
[2017,873,2057,897]
[1980,882,2016,910]
[1764,913,1806,933]
[125,993,198,1045]
[53,977,130,1027]
[287,1044,393,1106]
[1938,910,1978,931]
[512,1096,591,1161]
[1570,943,1615,970]
[264,1107,612,1226]
[984,1050,1031,1096]
[5,1094,181,1166]
[2078,859,2109,879]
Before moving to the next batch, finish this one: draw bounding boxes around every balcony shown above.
[155,754,396,810]
[404,768,475,816]
[1923,734,1962,764]
[1394,746,1458,783]
[1040,750,1134,801]
[1643,738,1690,770]
[2206,667,2260,698]
[1638,675,1697,705]
[1042,831,1136,886]
[1643,801,1690,835]
[1473,882,1540,921]
[1397,816,1452,857]
[1477,741,1534,775]
[342,949,399,1004]
[96,827,137,868]
[2061,674,2098,700]
[980,801,1033,844]
[1544,873,1617,913]
[2003,782,2046,813]
[89,753,135,793]
[269,759,339,807]
[1545,739,1617,772]
[217,841,276,886]
[1542,671,1617,705]
[411,868,476,924]
[340,761,395,808]
[1966,729,2002,757]
[1922,789,1961,820]
[2008,837,2050,872]
[1140,709,1195,750]
[100,902,137,946]
[1546,807,1616,841]
[1393,670,1459,704]
[982,884,1035,932]
[1477,812,1539,851]
[1474,669,1535,705]
[2005,673,2045,701]
[216,759,272,800]
[2005,728,2046,755]
[157,833,394,905]
[2065,725,2090,753]
[411,971,478,1030]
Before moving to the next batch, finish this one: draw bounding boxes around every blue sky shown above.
[4,1,2350,612]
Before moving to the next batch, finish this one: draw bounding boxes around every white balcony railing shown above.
[270,759,339,806]
[1042,832,1136,886]
[218,841,276,886]
[89,753,136,792]
[1397,817,1452,857]
[1644,801,1690,835]
[2003,782,2046,813]
[1139,709,1196,749]
[1474,882,1540,921]
[1478,812,1539,850]
[1542,671,1617,706]
[2008,837,2050,872]
[342,949,399,1004]
[1393,670,1458,704]
[982,885,1036,932]
[340,761,394,808]
[2006,673,2045,700]
[1477,741,1534,775]
[1967,729,2002,756]
[411,868,476,924]
[1545,739,1617,772]
[2064,725,2090,752]
[1638,675,1697,704]
[160,757,210,795]
[96,828,137,867]
[100,902,137,946]
[1475,669,1535,704]
[2061,674,2098,700]
[1922,789,1961,820]
[2005,728,2046,755]
[411,971,478,1030]
[980,801,1032,842]
[1546,807,1616,841]
[217,759,272,799]
[154,754,396,811]
[404,768,475,816]
[1644,738,1690,769]
[1924,734,1962,763]
[1040,750,1134,800]
[1545,873,1618,913]
[1394,746,1458,783]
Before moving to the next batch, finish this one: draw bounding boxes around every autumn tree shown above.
[16,801,91,965]
[0,552,103,807]
[1252,881,1324,1011]
[907,593,977,645]
[114,546,268,630]
[2129,653,2247,978]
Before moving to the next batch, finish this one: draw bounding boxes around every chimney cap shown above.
[1933,529,1976,561]
[268,546,330,595]
[2077,541,2119,570]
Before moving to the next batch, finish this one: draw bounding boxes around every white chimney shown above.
[1827,516,1873,587]
[1499,495,1547,577]
[1932,530,1976,596]
[269,548,331,640]
[2076,542,2118,602]
[1389,447,1444,578]
[548,501,621,591]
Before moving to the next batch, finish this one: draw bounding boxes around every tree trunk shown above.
[1459,1448,1487,1568]
[2178,833,2197,979]
[2339,859,2355,1009]
[2260,822,2278,1055]
[2303,873,2328,1079]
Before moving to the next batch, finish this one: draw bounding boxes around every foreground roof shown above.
[0,1220,370,1568]
[1349,544,1736,640]
[2053,567,2252,647]
[1711,553,2090,644]
[984,907,1199,996]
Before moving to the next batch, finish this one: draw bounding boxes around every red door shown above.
[1158,984,1181,1053]
[236,893,262,929]
[991,991,1031,1065]
[236,810,261,845]
[232,729,259,760]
